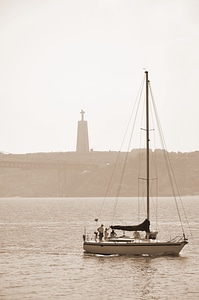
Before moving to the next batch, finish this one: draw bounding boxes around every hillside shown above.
[0,150,199,197]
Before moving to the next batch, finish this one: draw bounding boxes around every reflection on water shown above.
[0,197,198,300]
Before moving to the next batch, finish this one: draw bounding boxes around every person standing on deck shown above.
[104,228,109,240]
[97,224,104,241]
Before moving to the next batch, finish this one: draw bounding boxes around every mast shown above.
[145,71,150,221]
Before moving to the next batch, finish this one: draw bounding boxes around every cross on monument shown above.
[80,109,85,121]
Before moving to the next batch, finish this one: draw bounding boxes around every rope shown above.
[149,83,191,236]
[96,75,145,224]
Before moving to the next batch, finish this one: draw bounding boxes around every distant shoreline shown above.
[0,151,199,197]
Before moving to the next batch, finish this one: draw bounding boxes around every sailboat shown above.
[83,71,188,256]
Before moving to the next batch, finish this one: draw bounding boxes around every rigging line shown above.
[149,83,189,234]
[138,181,148,222]
[138,92,146,184]
[150,95,183,230]
[111,76,146,222]
[137,78,148,221]
[149,96,159,229]
[137,108,147,221]
[138,178,140,221]
[149,179,158,227]
[97,75,145,223]
[116,77,146,210]
[120,75,145,152]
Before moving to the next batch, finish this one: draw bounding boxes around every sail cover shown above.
[111,219,150,232]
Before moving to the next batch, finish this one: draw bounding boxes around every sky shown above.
[0,0,199,154]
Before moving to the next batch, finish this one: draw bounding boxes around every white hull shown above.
[83,239,187,256]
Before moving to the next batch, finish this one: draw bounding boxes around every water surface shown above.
[0,197,198,299]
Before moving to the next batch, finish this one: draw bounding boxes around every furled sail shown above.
[111,219,150,232]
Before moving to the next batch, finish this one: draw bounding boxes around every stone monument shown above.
[76,110,89,152]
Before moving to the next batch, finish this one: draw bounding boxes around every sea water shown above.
[0,197,198,300]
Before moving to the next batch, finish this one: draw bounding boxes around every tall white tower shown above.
[76,110,89,152]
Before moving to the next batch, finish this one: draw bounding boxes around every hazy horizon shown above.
[1,0,199,154]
